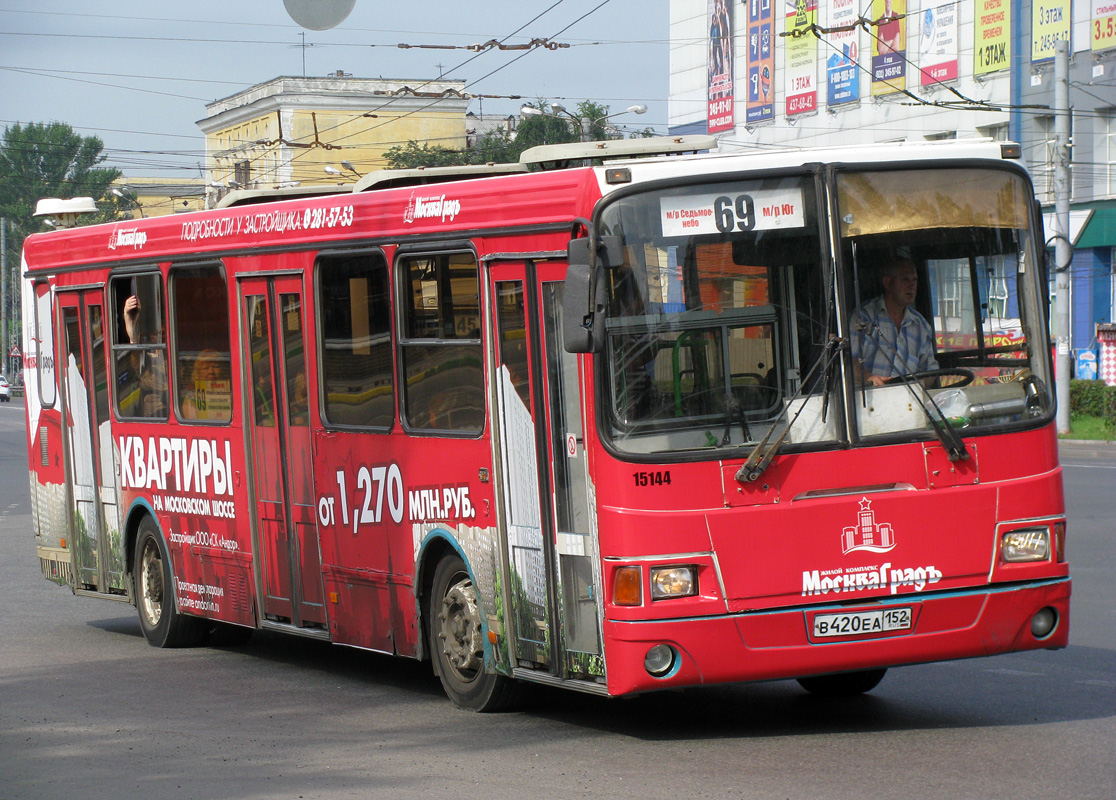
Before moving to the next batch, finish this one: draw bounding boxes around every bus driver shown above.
[851,258,938,386]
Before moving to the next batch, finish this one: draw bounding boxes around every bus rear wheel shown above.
[133,517,207,648]
[797,668,887,697]
[428,555,521,711]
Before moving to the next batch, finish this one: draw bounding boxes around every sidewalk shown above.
[1058,438,1116,459]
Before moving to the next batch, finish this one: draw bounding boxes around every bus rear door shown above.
[239,275,325,629]
[489,261,603,683]
[57,289,125,594]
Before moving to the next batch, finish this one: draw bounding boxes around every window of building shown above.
[398,251,484,433]
[985,257,1011,320]
[977,123,1009,142]
[111,273,168,419]
[1031,115,1056,202]
[171,265,232,423]
[318,251,394,428]
[235,160,251,186]
[1032,114,1075,202]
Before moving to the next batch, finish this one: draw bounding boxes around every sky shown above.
[0,0,670,179]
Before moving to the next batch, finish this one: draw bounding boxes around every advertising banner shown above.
[1032,0,1071,63]
[975,0,1011,74]
[825,0,861,106]
[918,0,959,85]
[1092,0,1116,52]
[871,0,906,95]
[746,0,776,124]
[708,0,735,133]
[785,0,819,116]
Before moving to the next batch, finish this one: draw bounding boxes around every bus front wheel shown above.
[428,554,521,711]
[133,517,207,648]
[796,668,887,697]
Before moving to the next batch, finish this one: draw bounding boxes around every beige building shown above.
[110,177,207,218]
[196,74,470,202]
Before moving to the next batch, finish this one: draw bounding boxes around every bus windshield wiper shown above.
[854,318,969,462]
[885,371,969,462]
[736,335,842,483]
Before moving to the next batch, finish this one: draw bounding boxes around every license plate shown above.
[812,607,912,638]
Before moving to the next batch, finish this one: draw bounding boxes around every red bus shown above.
[21,137,1069,710]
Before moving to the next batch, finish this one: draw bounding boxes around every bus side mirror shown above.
[564,239,606,353]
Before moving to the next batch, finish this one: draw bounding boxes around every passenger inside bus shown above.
[180,350,231,420]
[122,293,168,416]
[288,371,309,426]
[850,257,938,385]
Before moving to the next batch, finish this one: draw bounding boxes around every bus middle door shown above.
[488,260,603,683]
[239,275,325,629]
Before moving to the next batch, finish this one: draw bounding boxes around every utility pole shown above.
[1053,40,1072,435]
[1,217,7,378]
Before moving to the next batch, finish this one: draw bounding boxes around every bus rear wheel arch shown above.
[132,515,207,648]
[427,553,522,711]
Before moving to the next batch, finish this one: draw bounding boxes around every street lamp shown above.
[326,162,362,179]
[111,186,146,218]
[519,103,648,142]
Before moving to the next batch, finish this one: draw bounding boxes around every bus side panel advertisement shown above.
[116,430,255,627]
[311,431,500,661]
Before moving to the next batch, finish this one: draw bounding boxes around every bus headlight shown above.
[650,566,697,600]
[1002,528,1050,562]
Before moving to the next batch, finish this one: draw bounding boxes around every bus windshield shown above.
[597,166,1052,457]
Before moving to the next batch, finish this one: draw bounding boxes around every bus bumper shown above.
[601,578,1070,697]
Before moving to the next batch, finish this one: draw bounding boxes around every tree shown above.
[0,122,123,244]
[0,122,123,370]
[383,101,643,170]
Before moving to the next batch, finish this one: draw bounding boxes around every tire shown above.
[428,555,522,711]
[797,668,888,697]
[133,517,207,648]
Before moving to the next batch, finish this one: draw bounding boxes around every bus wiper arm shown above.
[855,320,969,462]
[888,372,969,462]
[736,335,842,483]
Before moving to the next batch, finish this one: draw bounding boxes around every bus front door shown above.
[488,261,603,683]
[239,276,325,629]
[57,290,125,594]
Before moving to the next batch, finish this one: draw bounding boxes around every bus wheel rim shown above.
[140,542,163,626]
[437,578,483,679]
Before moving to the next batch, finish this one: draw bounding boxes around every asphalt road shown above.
[1,395,1113,800]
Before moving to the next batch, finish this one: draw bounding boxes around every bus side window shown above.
[171,265,232,423]
[318,250,394,429]
[111,273,168,419]
[399,251,485,434]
